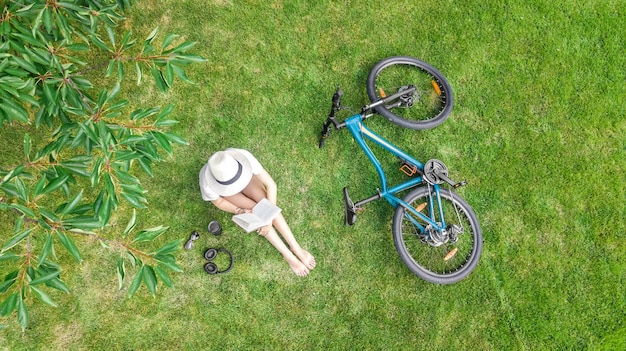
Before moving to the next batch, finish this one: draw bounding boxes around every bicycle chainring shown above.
[423,159,448,185]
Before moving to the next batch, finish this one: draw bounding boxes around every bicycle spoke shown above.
[373,64,447,122]
[393,187,481,283]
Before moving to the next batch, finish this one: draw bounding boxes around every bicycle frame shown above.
[343,113,448,233]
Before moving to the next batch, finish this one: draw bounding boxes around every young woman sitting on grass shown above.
[199,148,316,277]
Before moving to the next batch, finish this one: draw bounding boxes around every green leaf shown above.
[17,293,28,332]
[63,216,102,230]
[65,43,89,51]
[14,177,27,203]
[33,174,47,197]
[0,277,16,293]
[156,239,183,256]
[55,232,82,263]
[121,192,147,209]
[157,259,183,273]
[44,278,70,294]
[153,118,179,127]
[1,228,33,253]
[135,61,142,85]
[122,209,137,236]
[0,100,30,123]
[29,270,60,286]
[160,33,179,51]
[42,7,52,33]
[105,59,116,78]
[29,285,57,307]
[90,157,104,187]
[42,175,70,195]
[90,34,113,52]
[97,195,112,226]
[117,60,124,82]
[170,41,197,53]
[127,265,144,296]
[165,63,174,87]
[24,134,31,158]
[106,26,116,47]
[16,3,35,12]
[39,207,60,223]
[151,67,168,93]
[145,27,159,43]
[173,54,207,63]
[103,172,115,196]
[0,252,21,262]
[155,266,173,288]
[11,55,38,75]
[125,251,137,268]
[117,257,125,290]
[61,190,84,215]
[38,232,54,264]
[143,266,157,296]
[172,64,193,84]
[114,150,141,162]
[9,203,36,218]
[132,226,168,243]
[13,216,24,233]
[151,131,172,154]
[0,293,18,317]
[163,132,188,146]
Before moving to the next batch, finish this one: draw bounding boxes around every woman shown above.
[199,148,316,276]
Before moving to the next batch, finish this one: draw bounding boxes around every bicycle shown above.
[318,56,482,284]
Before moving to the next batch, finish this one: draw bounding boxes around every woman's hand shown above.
[236,208,252,215]
[257,225,271,236]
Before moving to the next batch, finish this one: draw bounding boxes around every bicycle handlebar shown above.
[332,87,343,109]
[319,87,343,148]
[319,86,417,148]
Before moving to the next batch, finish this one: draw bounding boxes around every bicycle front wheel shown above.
[366,56,453,130]
[391,187,482,284]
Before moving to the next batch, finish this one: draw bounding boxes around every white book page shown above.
[232,199,281,232]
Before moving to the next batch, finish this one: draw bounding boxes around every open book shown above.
[232,198,282,233]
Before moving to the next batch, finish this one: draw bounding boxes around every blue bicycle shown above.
[319,56,482,284]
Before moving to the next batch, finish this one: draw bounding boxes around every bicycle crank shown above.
[423,159,467,188]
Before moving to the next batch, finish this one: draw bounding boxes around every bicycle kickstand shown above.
[343,187,358,226]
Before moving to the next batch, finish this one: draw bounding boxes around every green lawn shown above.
[1,0,625,349]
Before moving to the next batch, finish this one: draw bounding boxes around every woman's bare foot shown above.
[285,255,310,277]
[292,247,316,270]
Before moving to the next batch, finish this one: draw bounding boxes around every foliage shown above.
[0,0,205,331]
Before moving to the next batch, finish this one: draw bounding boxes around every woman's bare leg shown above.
[242,179,317,270]
[271,214,316,270]
[261,227,310,276]
[224,189,312,276]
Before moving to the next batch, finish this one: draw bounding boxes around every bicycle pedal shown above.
[399,159,419,176]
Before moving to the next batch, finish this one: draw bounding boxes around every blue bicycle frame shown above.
[343,113,448,233]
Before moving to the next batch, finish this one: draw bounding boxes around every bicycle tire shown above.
[391,187,482,284]
[366,56,454,130]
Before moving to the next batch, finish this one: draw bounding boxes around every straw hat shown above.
[203,150,253,196]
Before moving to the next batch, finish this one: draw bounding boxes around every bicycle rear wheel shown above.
[391,187,482,284]
[366,56,453,130]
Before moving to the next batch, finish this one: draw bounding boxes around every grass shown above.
[1,0,625,349]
